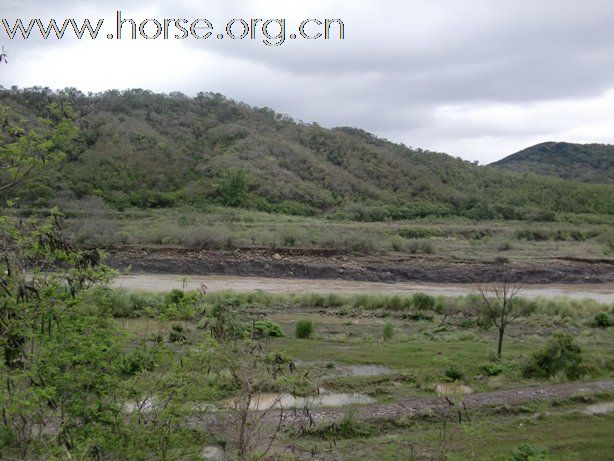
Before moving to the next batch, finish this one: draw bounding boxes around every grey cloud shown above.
[2,0,614,161]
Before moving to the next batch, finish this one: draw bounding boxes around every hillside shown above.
[1,88,613,221]
[493,142,614,184]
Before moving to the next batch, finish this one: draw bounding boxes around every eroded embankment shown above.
[106,247,614,284]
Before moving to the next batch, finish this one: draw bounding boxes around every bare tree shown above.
[221,341,293,460]
[476,281,524,359]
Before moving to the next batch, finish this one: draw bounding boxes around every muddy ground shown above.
[191,380,614,430]
[105,247,614,284]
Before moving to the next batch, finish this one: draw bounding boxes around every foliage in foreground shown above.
[0,213,302,459]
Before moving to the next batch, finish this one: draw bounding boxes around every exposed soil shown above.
[105,247,614,284]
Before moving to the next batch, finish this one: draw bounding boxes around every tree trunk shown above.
[497,327,505,359]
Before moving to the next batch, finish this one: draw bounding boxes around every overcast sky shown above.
[2,0,614,163]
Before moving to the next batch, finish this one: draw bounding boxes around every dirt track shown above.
[214,381,614,426]
[271,380,614,425]
[190,380,614,433]
[106,247,614,284]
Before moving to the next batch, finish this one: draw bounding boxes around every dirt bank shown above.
[105,247,614,284]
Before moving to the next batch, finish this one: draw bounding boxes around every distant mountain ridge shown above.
[1,88,613,220]
[493,142,614,184]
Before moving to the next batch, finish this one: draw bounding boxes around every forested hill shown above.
[1,87,613,221]
[493,142,614,184]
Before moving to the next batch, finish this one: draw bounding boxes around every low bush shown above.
[306,409,374,439]
[505,443,554,461]
[396,227,443,239]
[407,239,435,254]
[443,364,463,382]
[523,332,585,380]
[168,324,188,343]
[412,293,436,311]
[164,289,185,304]
[251,320,284,338]
[515,229,551,241]
[479,362,505,377]
[122,349,156,376]
[458,319,476,328]
[593,312,612,328]
[405,312,434,321]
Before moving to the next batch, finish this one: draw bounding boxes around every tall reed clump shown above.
[382,322,394,341]
[295,319,315,339]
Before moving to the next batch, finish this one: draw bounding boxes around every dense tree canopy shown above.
[493,142,614,184]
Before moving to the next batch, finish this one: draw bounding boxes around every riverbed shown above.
[112,274,614,303]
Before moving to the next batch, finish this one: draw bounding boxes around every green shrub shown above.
[252,320,284,338]
[515,229,551,241]
[90,288,164,318]
[382,322,394,341]
[168,324,187,343]
[406,312,434,321]
[443,364,463,382]
[505,443,554,461]
[274,200,317,217]
[593,312,612,328]
[165,289,185,304]
[479,362,505,377]
[295,319,315,339]
[523,332,585,380]
[387,295,406,311]
[412,292,436,311]
[421,241,434,254]
[122,349,155,376]
[307,409,374,439]
[218,169,250,207]
[210,302,245,341]
[458,319,476,328]
[326,293,345,308]
[390,235,406,252]
[281,230,297,246]
[407,239,435,254]
[397,227,442,239]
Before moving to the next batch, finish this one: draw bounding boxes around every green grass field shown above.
[109,287,614,460]
[39,204,614,260]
